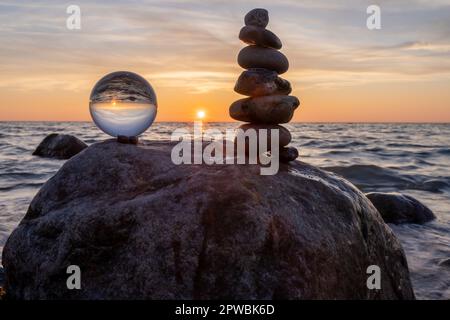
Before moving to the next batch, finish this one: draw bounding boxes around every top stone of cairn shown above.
[244,8,269,28]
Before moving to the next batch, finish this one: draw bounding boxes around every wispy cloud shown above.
[0,0,449,121]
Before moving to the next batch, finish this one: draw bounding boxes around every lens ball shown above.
[89,71,157,137]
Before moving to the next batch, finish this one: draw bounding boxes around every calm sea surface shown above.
[0,122,449,299]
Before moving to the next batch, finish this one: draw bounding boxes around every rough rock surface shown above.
[234,69,291,97]
[230,95,299,124]
[33,133,87,159]
[238,46,289,74]
[239,26,282,49]
[366,192,436,224]
[3,140,415,300]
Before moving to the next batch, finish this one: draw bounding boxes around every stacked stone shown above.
[230,8,300,163]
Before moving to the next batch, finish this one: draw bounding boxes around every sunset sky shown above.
[0,0,450,122]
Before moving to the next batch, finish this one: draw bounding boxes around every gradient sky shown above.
[0,0,450,122]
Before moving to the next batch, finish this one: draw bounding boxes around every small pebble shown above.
[244,8,269,28]
[234,68,291,97]
[230,95,299,124]
[237,123,292,147]
[239,26,282,49]
[279,147,299,162]
[238,46,289,74]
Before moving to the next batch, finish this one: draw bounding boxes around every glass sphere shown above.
[89,71,157,137]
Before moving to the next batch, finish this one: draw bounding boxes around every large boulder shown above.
[3,140,414,300]
[33,133,87,159]
[366,192,436,225]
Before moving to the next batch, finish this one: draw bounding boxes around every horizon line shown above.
[1,120,450,125]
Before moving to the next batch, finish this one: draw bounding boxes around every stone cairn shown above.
[230,8,300,163]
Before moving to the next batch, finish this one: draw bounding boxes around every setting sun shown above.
[197,110,206,119]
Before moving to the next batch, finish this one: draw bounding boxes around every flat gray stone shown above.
[230,95,299,124]
[239,26,282,49]
[234,68,291,97]
[238,46,289,74]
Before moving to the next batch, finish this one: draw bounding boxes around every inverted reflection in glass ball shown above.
[89,71,157,137]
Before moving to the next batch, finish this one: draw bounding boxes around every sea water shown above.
[0,122,449,299]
